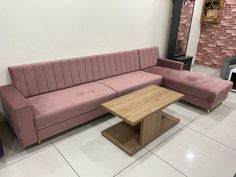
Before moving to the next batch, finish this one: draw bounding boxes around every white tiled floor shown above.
[0,147,78,177]
[0,64,236,177]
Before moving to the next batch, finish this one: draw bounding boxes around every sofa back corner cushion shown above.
[138,46,159,69]
[8,49,140,98]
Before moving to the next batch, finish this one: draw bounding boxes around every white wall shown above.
[0,0,173,86]
[186,0,204,63]
[0,0,173,114]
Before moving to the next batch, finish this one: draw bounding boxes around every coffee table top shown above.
[102,85,184,125]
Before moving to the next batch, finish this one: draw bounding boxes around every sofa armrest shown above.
[0,85,38,148]
[157,58,184,70]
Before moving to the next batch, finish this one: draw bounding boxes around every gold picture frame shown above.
[202,0,225,24]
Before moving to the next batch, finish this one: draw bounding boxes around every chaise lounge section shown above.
[140,47,233,112]
[0,47,232,148]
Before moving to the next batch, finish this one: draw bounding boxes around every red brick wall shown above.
[196,0,236,68]
[177,0,195,55]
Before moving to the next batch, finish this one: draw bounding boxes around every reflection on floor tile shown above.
[0,121,52,169]
[145,123,184,150]
[163,101,203,125]
[188,94,236,150]
[152,128,236,177]
[52,120,148,177]
[0,147,78,177]
[116,152,185,177]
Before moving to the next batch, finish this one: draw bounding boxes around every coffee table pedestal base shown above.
[102,112,180,156]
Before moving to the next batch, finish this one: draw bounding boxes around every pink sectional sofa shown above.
[0,47,232,148]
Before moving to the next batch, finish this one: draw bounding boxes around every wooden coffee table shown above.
[101,85,184,156]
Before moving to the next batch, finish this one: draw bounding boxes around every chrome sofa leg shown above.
[207,102,222,114]
[38,140,41,145]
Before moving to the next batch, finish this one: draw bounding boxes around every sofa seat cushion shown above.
[97,71,162,97]
[28,83,116,130]
[144,66,232,102]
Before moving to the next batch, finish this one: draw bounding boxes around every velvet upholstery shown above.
[157,58,183,70]
[97,71,162,97]
[9,50,139,97]
[138,47,183,70]
[0,46,233,148]
[28,83,116,130]
[37,108,107,140]
[144,66,233,110]
[0,85,38,147]
[138,47,159,69]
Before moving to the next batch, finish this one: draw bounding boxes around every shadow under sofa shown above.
[0,47,232,148]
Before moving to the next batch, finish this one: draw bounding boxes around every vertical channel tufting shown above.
[61,60,73,87]
[138,47,159,69]
[147,48,152,67]
[9,66,30,97]
[119,52,126,73]
[43,62,57,92]
[150,48,154,66]
[129,51,135,71]
[109,54,117,76]
[139,49,145,69]
[52,61,66,90]
[8,49,141,97]
[69,59,81,85]
[33,63,49,94]
[83,57,94,82]
[22,65,40,96]
[151,48,157,66]
[124,52,131,72]
[145,49,149,68]
[90,56,101,81]
[129,51,134,71]
[97,55,106,79]
[103,54,112,78]
[114,53,122,75]
[134,51,140,70]
[155,47,159,64]
[77,58,88,84]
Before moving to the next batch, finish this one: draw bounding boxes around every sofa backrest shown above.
[138,47,159,69]
[9,49,139,97]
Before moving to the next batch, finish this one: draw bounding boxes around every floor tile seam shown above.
[113,150,150,177]
[0,141,54,170]
[0,112,205,172]
[50,123,150,177]
[184,113,204,128]
[109,115,197,176]
[186,126,236,152]
[151,151,188,177]
[106,119,113,125]
[147,124,186,152]
[50,136,83,147]
[185,115,203,129]
[52,143,81,177]
[105,119,192,154]
[48,124,93,146]
[146,113,202,152]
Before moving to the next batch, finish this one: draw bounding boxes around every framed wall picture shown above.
[202,0,224,24]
